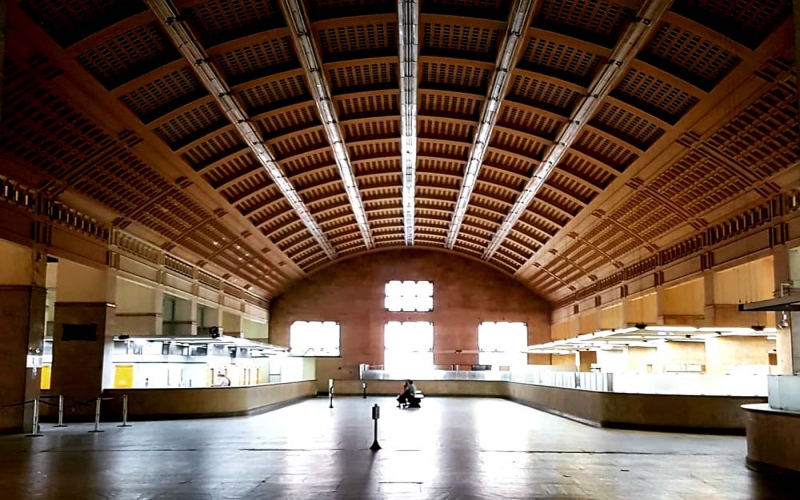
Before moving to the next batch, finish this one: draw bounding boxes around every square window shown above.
[478,322,528,368]
[384,321,434,369]
[384,280,433,312]
[289,321,340,357]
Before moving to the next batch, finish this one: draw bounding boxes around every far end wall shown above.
[269,249,551,387]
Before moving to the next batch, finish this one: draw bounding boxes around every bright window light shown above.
[384,321,434,369]
[289,321,340,357]
[478,322,528,368]
[385,280,433,312]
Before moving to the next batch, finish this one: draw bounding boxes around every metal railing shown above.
[359,364,768,396]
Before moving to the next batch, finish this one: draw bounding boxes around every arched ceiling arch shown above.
[1,0,798,302]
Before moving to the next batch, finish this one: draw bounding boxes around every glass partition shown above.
[358,364,768,396]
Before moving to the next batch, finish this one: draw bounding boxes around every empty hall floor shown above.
[0,396,795,499]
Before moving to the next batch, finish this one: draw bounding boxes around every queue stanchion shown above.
[89,397,104,433]
[117,395,131,428]
[54,395,67,428]
[369,404,381,451]
[362,382,367,399]
[26,399,43,438]
[328,379,334,409]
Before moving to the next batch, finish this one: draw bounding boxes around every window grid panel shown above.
[477,322,528,368]
[289,321,341,356]
[384,280,434,312]
[384,321,435,370]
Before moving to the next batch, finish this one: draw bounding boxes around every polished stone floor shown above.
[0,396,794,499]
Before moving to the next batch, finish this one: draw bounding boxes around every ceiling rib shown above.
[444,0,539,249]
[144,0,337,261]
[399,0,420,245]
[278,0,373,250]
[483,0,676,260]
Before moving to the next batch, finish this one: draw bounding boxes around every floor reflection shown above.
[0,396,795,499]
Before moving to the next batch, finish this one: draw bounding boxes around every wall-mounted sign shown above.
[26,355,43,368]
[61,323,98,341]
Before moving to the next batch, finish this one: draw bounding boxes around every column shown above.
[51,259,116,419]
[115,277,163,335]
[0,240,46,433]
[222,311,243,338]
[169,295,197,336]
[0,0,5,119]
[775,245,800,373]
[702,270,716,326]
[578,351,597,372]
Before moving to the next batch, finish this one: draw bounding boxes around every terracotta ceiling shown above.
[0,0,798,302]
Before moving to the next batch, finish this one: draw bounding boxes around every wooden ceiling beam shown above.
[552,168,604,193]
[629,59,708,96]
[65,11,156,57]
[565,149,624,177]
[604,95,674,132]
[541,183,588,209]
[420,13,506,32]
[526,27,612,60]
[512,66,587,95]
[660,11,753,60]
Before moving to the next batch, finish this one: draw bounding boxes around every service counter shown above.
[335,379,507,397]
[338,378,764,433]
[507,382,763,433]
[103,380,316,420]
[742,404,800,474]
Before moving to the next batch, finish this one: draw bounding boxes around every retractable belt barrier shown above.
[118,395,132,428]
[1,394,132,435]
[0,399,41,437]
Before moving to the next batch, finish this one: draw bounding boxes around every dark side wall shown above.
[269,249,551,382]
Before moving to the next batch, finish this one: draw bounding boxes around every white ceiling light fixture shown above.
[483,0,675,259]
[444,0,539,249]
[145,0,337,260]
[644,326,698,332]
[398,0,419,245]
[278,0,373,250]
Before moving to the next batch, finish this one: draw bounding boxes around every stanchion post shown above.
[362,382,367,399]
[26,399,43,437]
[89,397,104,433]
[54,395,67,427]
[117,395,131,428]
[328,379,334,409]
[370,404,381,451]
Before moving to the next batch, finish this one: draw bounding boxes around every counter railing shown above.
[359,364,768,397]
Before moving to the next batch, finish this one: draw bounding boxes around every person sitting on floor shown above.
[397,379,419,408]
[397,379,412,407]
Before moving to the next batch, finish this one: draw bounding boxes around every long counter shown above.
[340,379,764,433]
[90,377,766,433]
[103,380,316,420]
[507,382,764,433]
[334,379,507,397]
[742,404,800,474]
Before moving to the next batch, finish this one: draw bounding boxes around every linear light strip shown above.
[145,0,337,260]
[483,0,674,260]
[279,0,373,250]
[398,0,419,245]
[444,0,538,250]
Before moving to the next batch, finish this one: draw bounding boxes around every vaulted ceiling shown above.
[1,0,798,302]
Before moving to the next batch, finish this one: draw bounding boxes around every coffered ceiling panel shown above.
[1,0,797,301]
